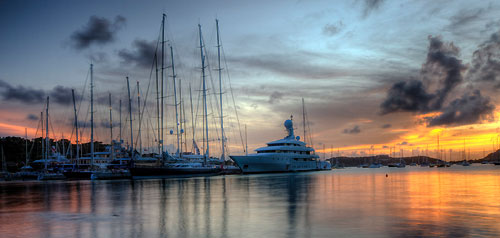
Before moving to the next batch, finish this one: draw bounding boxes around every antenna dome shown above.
[284,119,293,129]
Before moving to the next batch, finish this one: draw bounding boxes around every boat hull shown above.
[130,166,222,178]
[63,171,93,180]
[230,155,325,174]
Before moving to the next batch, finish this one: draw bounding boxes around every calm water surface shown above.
[1,165,500,238]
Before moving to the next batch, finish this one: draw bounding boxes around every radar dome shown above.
[296,136,300,141]
[284,119,293,129]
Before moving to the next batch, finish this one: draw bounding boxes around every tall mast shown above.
[155,53,161,154]
[119,99,122,143]
[189,83,195,154]
[109,93,113,160]
[90,64,95,168]
[127,77,134,157]
[72,89,79,166]
[245,124,248,156]
[216,19,225,161]
[179,70,186,153]
[25,128,28,167]
[302,98,306,142]
[45,96,49,172]
[170,46,180,156]
[161,14,166,155]
[41,111,44,165]
[137,81,142,155]
[199,24,209,164]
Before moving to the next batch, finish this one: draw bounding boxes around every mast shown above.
[45,96,49,172]
[119,99,122,143]
[72,89,79,167]
[170,46,180,157]
[137,81,142,155]
[90,64,94,168]
[245,124,248,156]
[189,83,195,154]
[199,24,209,164]
[25,128,28,167]
[109,93,113,160]
[216,19,225,161]
[161,14,166,155]
[41,111,44,166]
[302,98,306,143]
[155,53,161,154]
[127,77,134,157]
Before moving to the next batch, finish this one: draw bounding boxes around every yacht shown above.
[230,119,331,173]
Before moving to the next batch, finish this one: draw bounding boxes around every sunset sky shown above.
[1,0,500,160]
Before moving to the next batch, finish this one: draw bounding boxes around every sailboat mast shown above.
[127,77,134,156]
[25,128,28,167]
[189,84,195,154]
[245,124,248,156]
[302,98,306,142]
[216,19,225,161]
[45,96,49,172]
[90,64,94,168]
[199,24,209,164]
[72,89,79,165]
[41,111,44,164]
[119,99,122,143]
[161,14,166,155]
[137,81,142,155]
[155,53,161,154]
[109,93,113,160]
[170,46,180,156]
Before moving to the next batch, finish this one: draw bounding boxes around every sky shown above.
[1,0,500,160]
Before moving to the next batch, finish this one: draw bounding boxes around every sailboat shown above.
[130,16,224,178]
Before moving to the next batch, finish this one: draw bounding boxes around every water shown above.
[1,165,500,238]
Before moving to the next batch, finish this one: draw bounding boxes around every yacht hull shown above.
[130,166,222,178]
[230,155,322,173]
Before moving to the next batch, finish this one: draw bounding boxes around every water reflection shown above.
[1,165,500,237]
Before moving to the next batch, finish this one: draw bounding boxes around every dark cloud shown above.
[0,80,77,105]
[322,21,344,36]
[49,86,75,105]
[0,79,45,103]
[422,36,466,110]
[268,91,284,104]
[397,141,408,146]
[71,15,126,49]
[343,125,361,134]
[467,31,500,87]
[118,39,158,68]
[26,114,39,121]
[427,90,494,127]
[380,36,468,113]
[362,0,384,17]
[380,79,433,114]
[381,124,391,128]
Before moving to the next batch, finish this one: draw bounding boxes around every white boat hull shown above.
[230,155,326,173]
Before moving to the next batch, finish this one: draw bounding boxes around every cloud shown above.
[49,86,76,105]
[361,0,384,17]
[343,125,361,134]
[268,91,284,104]
[397,141,408,146]
[0,80,78,105]
[0,79,45,103]
[26,114,39,121]
[380,79,433,114]
[427,90,494,127]
[70,15,126,49]
[381,124,391,128]
[422,36,466,110]
[448,8,484,30]
[118,39,158,68]
[467,31,500,87]
[322,21,344,36]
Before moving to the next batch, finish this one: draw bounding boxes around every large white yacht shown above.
[230,118,331,173]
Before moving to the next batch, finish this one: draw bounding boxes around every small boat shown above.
[461,160,470,166]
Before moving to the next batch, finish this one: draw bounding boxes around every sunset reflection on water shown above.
[1,165,499,238]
